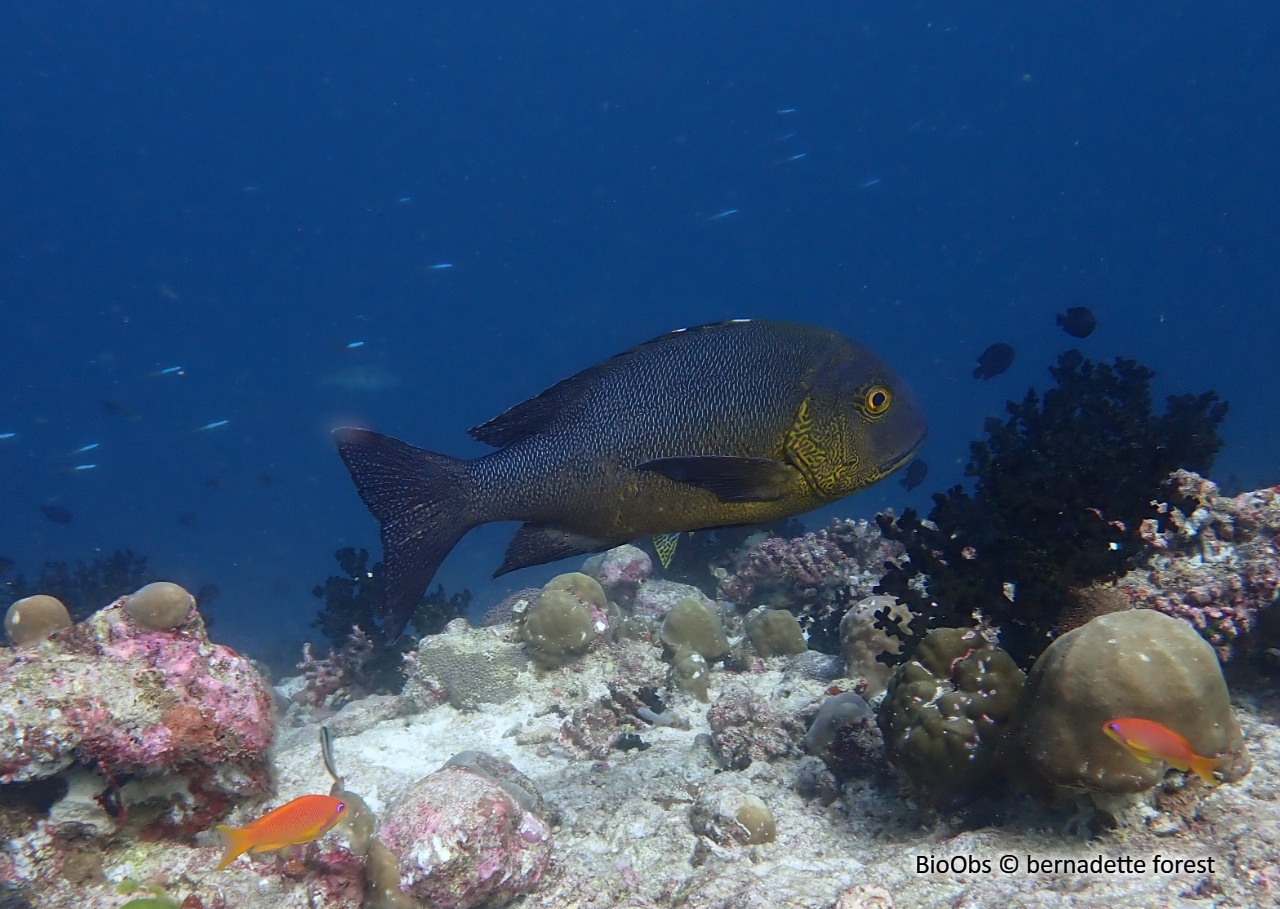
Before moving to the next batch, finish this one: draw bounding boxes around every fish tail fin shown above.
[333,428,476,640]
[215,824,253,870]
[1189,754,1229,786]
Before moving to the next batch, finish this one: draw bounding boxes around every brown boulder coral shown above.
[1009,609,1248,792]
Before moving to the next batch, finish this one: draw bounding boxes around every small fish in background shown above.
[195,419,230,432]
[973,342,1015,379]
[70,443,100,455]
[708,207,740,221]
[148,365,186,378]
[427,262,454,270]
[1056,306,1097,338]
[1101,718,1228,785]
[40,504,73,525]
[214,794,348,870]
[900,458,928,491]
[0,432,17,440]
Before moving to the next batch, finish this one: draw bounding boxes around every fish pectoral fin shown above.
[636,456,795,502]
[497,524,614,575]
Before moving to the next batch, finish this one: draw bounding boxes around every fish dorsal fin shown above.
[468,321,758,448]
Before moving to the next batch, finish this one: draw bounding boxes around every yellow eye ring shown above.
[864,386,892,415]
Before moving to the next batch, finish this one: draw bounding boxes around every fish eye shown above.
[864,386,892,415]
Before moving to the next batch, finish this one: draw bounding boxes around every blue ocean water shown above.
[1,2,1276,657]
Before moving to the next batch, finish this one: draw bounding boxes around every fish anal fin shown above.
[637,456,796,503]
[653,532,680,569]
[497,524,614,575]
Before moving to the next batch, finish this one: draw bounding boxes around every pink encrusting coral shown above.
[582,543,652,605]
[0,594,273,839]
[719,518,904,651]
[1118,470,1280,661]
[378,755,553,909]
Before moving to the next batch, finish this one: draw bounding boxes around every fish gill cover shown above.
[874,348,1228,668]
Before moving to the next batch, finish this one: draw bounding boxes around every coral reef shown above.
[294,626,376,712]
[4,594,71,645]
[877,627,1025,799]
[641,520,805,594]
[2,549,156,622]
[581,544,652,605]
[124,582,195,631]
[403,618,529,711]
[377,754,553,908]
[875,350,1228,667]
[706,683,807,769]
[720,518,903,653]
[1117,470,1280,661]
[516,572,611,669]
[310,547,470,691]
[659,597,730,662]
[690,784,777,846]
[802,691,882,781]
[630,578,712,620]
[1007,609,1248,793]
[670,648,712,701]
[838,594,912,697]
[743,606,807,658]
[0,593,272,859]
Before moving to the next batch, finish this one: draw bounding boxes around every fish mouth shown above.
[879,430,927,477]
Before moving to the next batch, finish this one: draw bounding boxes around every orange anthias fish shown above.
[1101,718,1228,785]
[215,794,348,870]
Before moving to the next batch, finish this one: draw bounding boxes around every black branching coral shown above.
[875,350,1228,668]
[312,546,471,691]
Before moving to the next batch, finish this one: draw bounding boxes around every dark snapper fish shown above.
[334,319,927,637]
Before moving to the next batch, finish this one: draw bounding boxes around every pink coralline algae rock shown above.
[707,683,807,770]
[719,519,904,651]
[630,579,711,620]
[582,544,652,604]
[379,753,553,909]
[0,596,273,836]
[1119,471,1280,661]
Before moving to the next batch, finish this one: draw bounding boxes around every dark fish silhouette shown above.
[41,505,73,525]
[1056,306,1097,338]
[900,458,928,491]
[974,343,1015,379]
[0,556,14,575]
[335,320,927,637]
